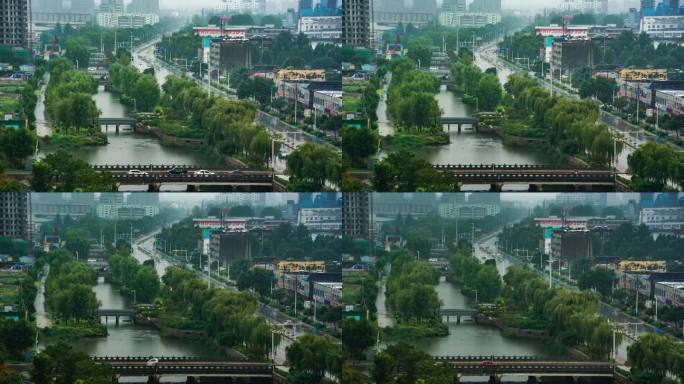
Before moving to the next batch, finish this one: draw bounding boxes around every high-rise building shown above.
[0,0,29,47]
[641,0,655,15]
[469,0,501,13]
[342,192,370,239]
[127,193,160,206]
[70,0,95,13]
[670,0,681,14]
[561,0,608,14]
[99,0,124,13]
[0,193,31,241]
[441,0,467,12]
[342,0,372,48]
[127,0,159,13]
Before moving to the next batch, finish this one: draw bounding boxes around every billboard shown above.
[619,69,668,82]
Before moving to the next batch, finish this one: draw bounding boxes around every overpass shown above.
[91,357,277,383]
[433,164,619,191]
[96,309,136,325]
[432,356,616,383]
[440,117,479,132]
[439,308,478,323]
[98,117,137,133]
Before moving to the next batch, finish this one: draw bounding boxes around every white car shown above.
[193,170,215,176]
[146,358,159,367]
[127,169,148,176]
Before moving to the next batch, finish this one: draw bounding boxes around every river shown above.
[375,230,642,381]
[36,42,220,171]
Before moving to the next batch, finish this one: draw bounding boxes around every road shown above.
[33,265,51,328]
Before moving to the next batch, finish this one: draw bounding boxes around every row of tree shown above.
[44,58,100,135]
[386,58,442,134]
[451,52,503,111]
[108,246,160,303]
[385,250,441,322]
[449,245,502,302]
[44,249,100,322]
[628,142,684,191]
[627,333,684,384]
[505,74,621,166]
[503,266,619,359]
[160,266,278,359]
[161,75,278,168]
[108,57,160,112]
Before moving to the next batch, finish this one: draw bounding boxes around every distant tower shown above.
[342,0,372,48]
[670,0,681,14]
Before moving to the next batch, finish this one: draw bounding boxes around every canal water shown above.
[70,233,216,359]
[36,41,219,169]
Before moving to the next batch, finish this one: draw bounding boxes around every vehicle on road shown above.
[146,358,159,367]
[167,167,188,176]
[127,169,148,176]
[193,170,215,176]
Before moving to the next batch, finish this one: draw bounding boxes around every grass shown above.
[383,322,449,341]
[343,95,362,114]
[43,323,108,341]
[383,132,450,149]
[43,133,108,148]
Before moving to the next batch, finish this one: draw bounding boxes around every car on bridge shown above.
[193,170,216,176]
[127,169,149,176]
[167,167,188,176]
[146,358,159,367]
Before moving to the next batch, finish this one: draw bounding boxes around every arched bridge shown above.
[91,357,275,382]
[433,164,620,191]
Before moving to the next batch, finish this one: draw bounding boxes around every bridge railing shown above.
[433,355,544,362]
[110,174,274,182]
[433,164,593,171]
[91,356,253,362]
[93,164,203,171]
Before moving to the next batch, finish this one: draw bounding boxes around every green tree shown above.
[578,268,615,297]
[31,151,116,192]
[0,128,36,168]
[286,143,341,191]
[286,334,342,383]
[132,266,160,303]
[237,268,275,296]
[63,38,90,69]
[237,77,276,106]
[260,15,283,28]
[341,318,375,359]
[342,127,377,168]
[132,74,160,112]
[229,14,256,25]
[476,74,502,111]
